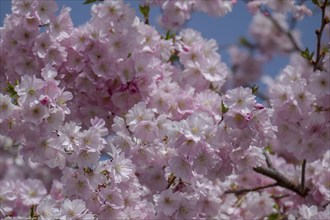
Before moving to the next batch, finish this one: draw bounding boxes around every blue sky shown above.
[0,0,321,80]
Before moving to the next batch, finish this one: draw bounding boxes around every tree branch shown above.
[263,151,274,169]
[252,153,309,197]
[271,194,290,200]
[226,154,309,197]
[225,183,277,195]
[300,159,306,193]
[253,166,308,197]
[313,0,329,71]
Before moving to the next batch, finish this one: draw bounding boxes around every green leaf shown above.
[264,145,272,153]
[251,84,259,95]
[5,82,19,105]
[139,4,150,23]
[165,30,175,40]
[221,101,229,114]
[5,83,17,97]
[83,0,98,5]
[300,48,314,61]
[311,0,319,7]
[300,48,309,59]
[322,46,329,54]
[239,37,254,49]
[83,167,93,174]
[273,203,280,210]
[100,170,109,175]
[168,54,179,63]
[30,205,35,219]
[268,213,280,220]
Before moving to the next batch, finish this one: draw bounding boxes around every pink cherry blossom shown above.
[19,179,47,206]
[36,197,60,220]
[109,147,135,183]
[60,198,92,219]
[154,189,180,216]
[223,87,256,114]
[0,181,17,215]
[0,94,18,121]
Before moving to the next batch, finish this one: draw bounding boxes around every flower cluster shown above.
[269,58,330,162]
[0,0,329,219]
[145,0,234,31]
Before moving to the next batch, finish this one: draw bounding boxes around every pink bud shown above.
[255,103,264,110]
[40,97,49,105]
[129,83,139,94]
[246,113,252,121]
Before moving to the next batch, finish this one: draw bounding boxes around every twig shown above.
[271,194,290,200]
[300,159,306,193]
[226,154,309,197]
[313,0,329,71]
[263,151,274,169]
[253,166,308,197]
[253,161,309,197]
[323,201,330,208]
[260,8,302,53]
[225,183,277,195]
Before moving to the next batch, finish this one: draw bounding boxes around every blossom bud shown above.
[254,103,264,110]
[40,96,50,105]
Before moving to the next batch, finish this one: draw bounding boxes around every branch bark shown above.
[225,154,309,197]
[313,0,329,71]
[253,165,309,197]
[225,183,277,195]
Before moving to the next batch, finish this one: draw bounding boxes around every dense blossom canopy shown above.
[0,0,329,219]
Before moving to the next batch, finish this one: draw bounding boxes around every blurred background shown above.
[0,0,322,82]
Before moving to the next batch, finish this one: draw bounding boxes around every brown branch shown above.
[263,151,274,169]
[225,183,277,195]
[313,0,329,71]
[253,166,308,197]
[226,153,309,197]
[254,153,309,197]
[300,159,307,193]
[323,201,330,208]
[271,194,290,200]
